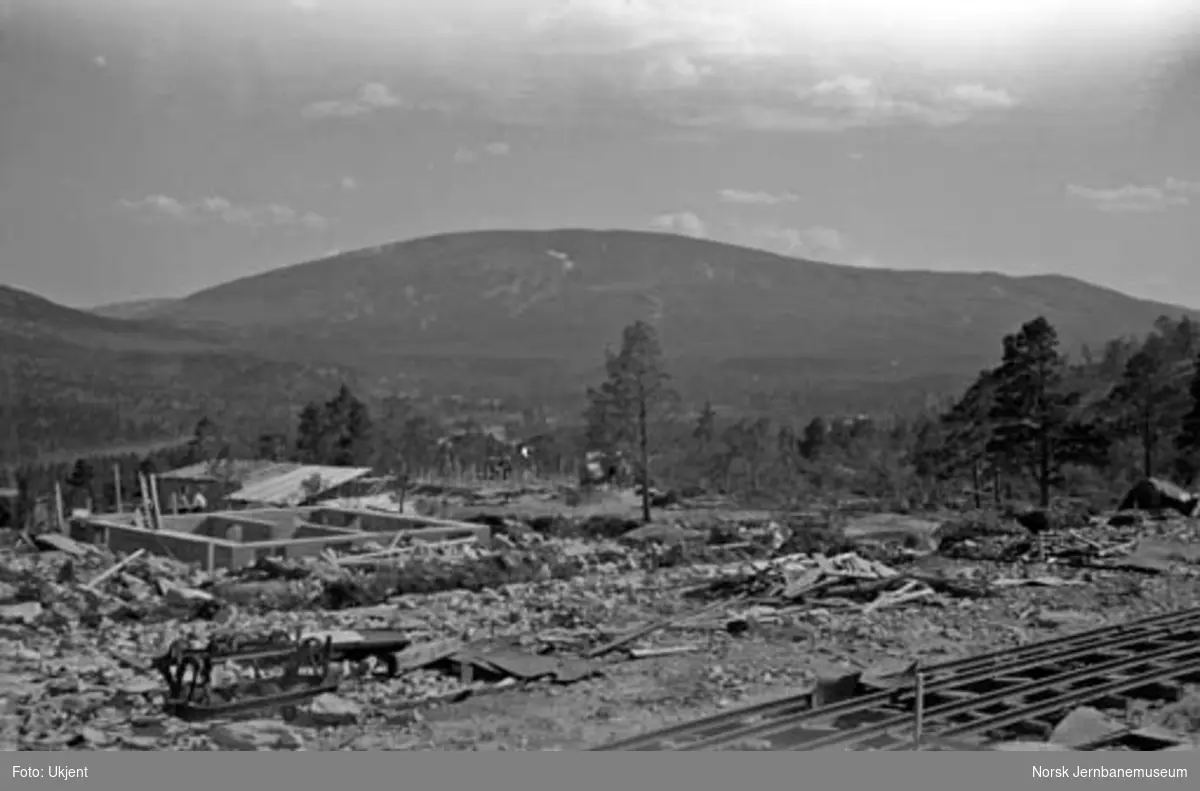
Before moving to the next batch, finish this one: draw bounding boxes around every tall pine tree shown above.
[1174,350,1200,484]
[986,317,1106,507]
[584,320,677,522]
[1104,333,1178,479]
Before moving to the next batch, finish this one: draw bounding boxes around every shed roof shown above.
[224,464,373,507]
[158,459,298,484]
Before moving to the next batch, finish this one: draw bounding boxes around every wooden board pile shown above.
[691,551,989,614]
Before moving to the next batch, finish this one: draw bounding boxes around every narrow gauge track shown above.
[595,606,1200,751]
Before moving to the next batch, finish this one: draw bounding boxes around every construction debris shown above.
[155,632,340,722]
[687,551,988,615]
[938,512,1200,574]
[5,487,1200,752]
[85,549,146,591]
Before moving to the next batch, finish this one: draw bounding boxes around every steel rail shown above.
[897,655,1200,748]
[682,622,1200,751]
[778,639,1200,751]
[595,606,1200,751]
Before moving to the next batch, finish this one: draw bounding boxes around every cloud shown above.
[122,195,189,220]
[78,2,1200,123]
[648,211,856,258]
[1066,177,1200,213]
[512,0,1197,72]
[301,82,404,119]
[649,211,708,238]
[637,52,715,91]
[340,176,358,191]
[752,224,847,257]
[718,189,799,205]
[119,195,328,230]
[801,75,1015,128]
[251,1,1194,133]
[725,221,879,264]
[93,56,107,68]
[656,74,1018,133]
[453,141,512,164]
[524,1,771,60]
[944,83,1017,108]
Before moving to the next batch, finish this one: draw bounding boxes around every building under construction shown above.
[71,503,489,572]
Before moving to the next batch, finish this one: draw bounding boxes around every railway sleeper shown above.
[596,609,1200,751]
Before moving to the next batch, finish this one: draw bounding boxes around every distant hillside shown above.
[150,229,1196,405]
[89,297,180,321]
[0,286,360,462]
[8,229,1197,456]
[1,287,217,354]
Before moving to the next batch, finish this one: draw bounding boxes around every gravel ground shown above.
[4,514,1200,752]
[396,563,1200,750]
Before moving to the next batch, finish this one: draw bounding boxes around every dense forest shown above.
[3,312,1199,529]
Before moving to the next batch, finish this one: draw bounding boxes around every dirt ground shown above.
[5,489,1200,752]
[326,561,1200,751]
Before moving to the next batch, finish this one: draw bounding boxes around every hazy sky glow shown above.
[0,0,1198,307]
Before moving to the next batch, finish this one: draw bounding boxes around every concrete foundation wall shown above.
[390,523,490,544]
[193,515,278,542]
[157,513,209,534]
[305,507,485,537]
[228,509,300,528]
[76,506,492,571]
[72,521,235,570]
[293,524,359,539]
[306,508,361,529]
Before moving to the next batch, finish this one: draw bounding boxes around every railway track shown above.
[595,606,1200,751]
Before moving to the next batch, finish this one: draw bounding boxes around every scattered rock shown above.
[1049,706,1125,748]
[0,601,42,625]
[2,494,1199,753]
[210,720,306,751]
[1157,691,1200,734]
[1032,609,1097,630]
[618,523,704,546]
[992,741,1069,751]
[308,694,364,727]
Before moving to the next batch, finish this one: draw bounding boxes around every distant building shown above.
[222,463,375,509]
[156,460,374,511]
[156,460,293,512]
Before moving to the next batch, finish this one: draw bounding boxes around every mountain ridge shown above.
[0,284,362,462]
[5,229,1197,456]
[88,297,181,321]
[141,229,1197,369]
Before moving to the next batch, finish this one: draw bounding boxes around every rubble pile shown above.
[934,512,1034,561]
[687,551,990,615]
[5,471,1200,752]
[937,512,1200,575]
[0,534,702,751]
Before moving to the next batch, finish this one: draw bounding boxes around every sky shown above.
[1,0,1198,309]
